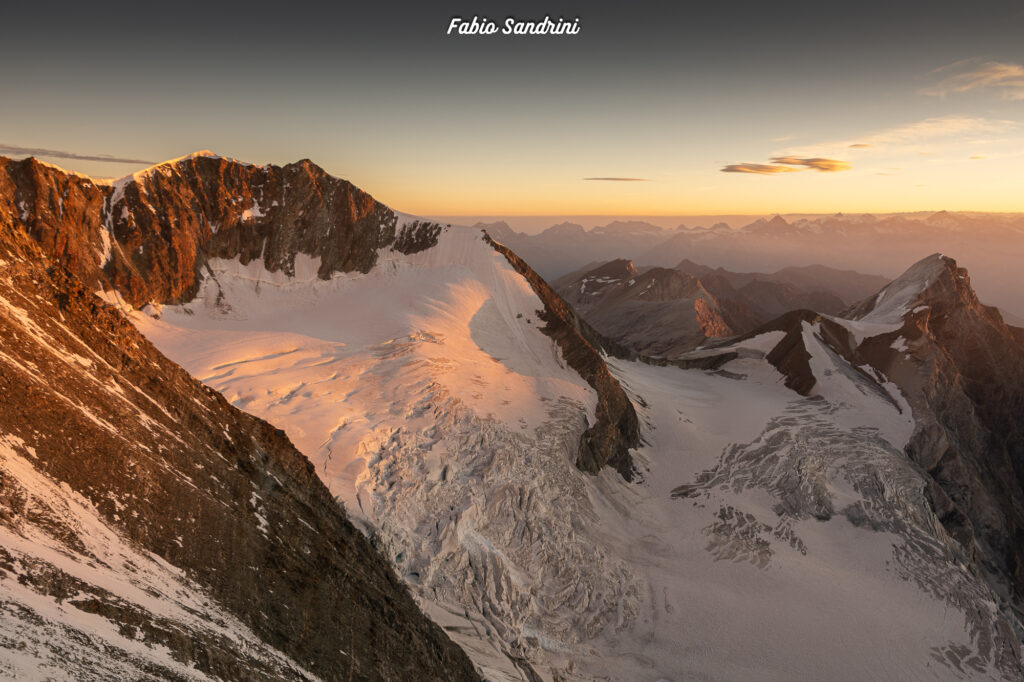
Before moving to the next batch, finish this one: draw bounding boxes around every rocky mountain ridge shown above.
[672,253,1024,625]
[551,258,869,356]
[0,153,439,308]
[478,212,1024,315]
[849,255,1024,613]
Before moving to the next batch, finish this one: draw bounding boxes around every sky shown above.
[3,0,1024,217]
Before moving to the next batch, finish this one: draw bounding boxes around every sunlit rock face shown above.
[0,153,436,307]
[553,260,738,356]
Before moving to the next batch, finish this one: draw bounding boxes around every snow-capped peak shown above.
[105,150,255,187]
[851,253,951,324]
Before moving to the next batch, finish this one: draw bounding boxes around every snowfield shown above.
[124,226,1019,680]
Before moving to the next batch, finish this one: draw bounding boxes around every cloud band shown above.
[721,157,850,174]
[0,144,155,165]
[582,177,650,182]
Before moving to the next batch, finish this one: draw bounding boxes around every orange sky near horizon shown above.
[4,2,1024,218]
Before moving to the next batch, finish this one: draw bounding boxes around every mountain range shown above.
[551,258,888,356]
[481,212,1024,318]
[2,152,1024,680]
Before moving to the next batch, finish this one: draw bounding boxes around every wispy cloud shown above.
[770,157,851,172]
[720,163,801,175]
[783,116,1017,158]
[849,116,1013,148]
[721,157,849,175]
[920,59,1024,100]
[0,144,155,165]
[582,177,650,182]
[723,115,1019,177]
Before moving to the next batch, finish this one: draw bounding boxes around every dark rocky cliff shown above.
[484,234,640,480]
[850,256,1024,617]
[0,220,479,680]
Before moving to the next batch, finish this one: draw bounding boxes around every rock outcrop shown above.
[730,308,867,396]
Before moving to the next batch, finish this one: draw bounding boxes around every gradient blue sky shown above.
[3,0,1024,215]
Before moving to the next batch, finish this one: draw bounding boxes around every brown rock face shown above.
[553,263,745,357]
[692,297,734,339]
[0,221,479,679]
[0,153,441,308]
[849,256,1024,615]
